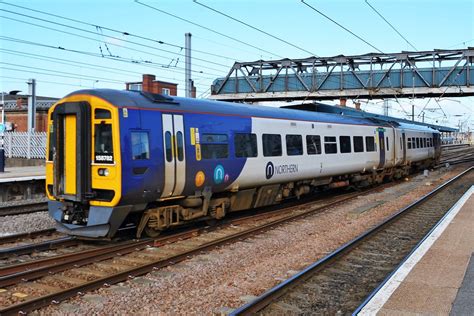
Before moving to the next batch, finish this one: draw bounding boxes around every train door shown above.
[161,114,186,197]
[377,128,385,169]
[52,102,91,202]
[402,132,407,163]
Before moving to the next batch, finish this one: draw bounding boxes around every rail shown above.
[0,186,386,315]
[231,166,473,315]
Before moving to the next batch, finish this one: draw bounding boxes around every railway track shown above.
[231,166,473,315]
[0,236,77,260]
[0,228,57,246]
[0,166,468,313]
[0,184,391,315]
[0,200,48,217]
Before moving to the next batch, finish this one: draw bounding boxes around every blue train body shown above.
[46,89,441,238]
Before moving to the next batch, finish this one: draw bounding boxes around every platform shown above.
[0,166,46,183]
[359,186,474,315]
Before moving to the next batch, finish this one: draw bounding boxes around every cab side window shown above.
[131,131,150,160]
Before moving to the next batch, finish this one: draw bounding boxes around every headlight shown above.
[98,168,110,176]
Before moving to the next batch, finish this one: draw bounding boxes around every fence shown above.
[3,131,47,159]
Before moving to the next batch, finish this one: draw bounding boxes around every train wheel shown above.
[144,226,161,238]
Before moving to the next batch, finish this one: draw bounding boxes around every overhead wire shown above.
[300,0,383,53]
[0,48,182,82]
[364,0,417,51]
[193,0,318,57]
[0,67,124,85]
[448,38,474,48]
[0,49,215,90]
[0,11,230,71]
[134,0,284,59]
[0,75,199,94]
[0,75,96,89]
[0,1,238,62]
[0,51,218,94]
[0,36,219,79]
[193,34,274,60]
[1,62,127,84]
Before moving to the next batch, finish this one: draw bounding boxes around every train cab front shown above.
[45,93,124,239]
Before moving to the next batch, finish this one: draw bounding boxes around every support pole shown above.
[27,79,36,132]
[185,33,192,98]
[383,99,389,116]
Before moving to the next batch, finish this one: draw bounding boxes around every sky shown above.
[0,0,473,130]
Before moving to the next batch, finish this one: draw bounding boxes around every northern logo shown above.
[265,161,299,179]
[265,161,274,179]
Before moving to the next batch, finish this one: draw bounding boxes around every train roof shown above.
[65,89,438,132]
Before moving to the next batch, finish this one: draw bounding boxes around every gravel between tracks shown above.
[0,212,55,237]
[40,167,465,315]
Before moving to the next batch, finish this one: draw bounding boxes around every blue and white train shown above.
[46,89,441,238]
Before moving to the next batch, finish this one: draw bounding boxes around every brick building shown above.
[126,74,196,97]
[3,95,59,132]
[126,74,178,96]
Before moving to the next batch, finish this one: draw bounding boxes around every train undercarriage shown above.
[136,161,433,238]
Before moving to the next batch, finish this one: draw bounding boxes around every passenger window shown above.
[263,134,282,157]
[424,138,427,148]
[365,136,376,152]
[234,133,258,158]
[386,137,389,151]
[95,108,111,119]
[416,138,420,148]
[94,123,114,163]
[176,131,184,161]
[408,138,412,149]
[165,131,172,162]
[131,131,150,160]
[202,134,227,143]
[306,135,321,155]
[324,136,337,154]
[201,133,228,159]
[286,135,303,156]
[353,136,364,152]
[340,136,351,153]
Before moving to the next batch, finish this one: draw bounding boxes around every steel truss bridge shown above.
[210,48,474,102]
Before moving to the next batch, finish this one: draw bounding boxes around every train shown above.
[46,89,441,239]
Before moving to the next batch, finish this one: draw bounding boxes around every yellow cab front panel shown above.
[46,93,123,238]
